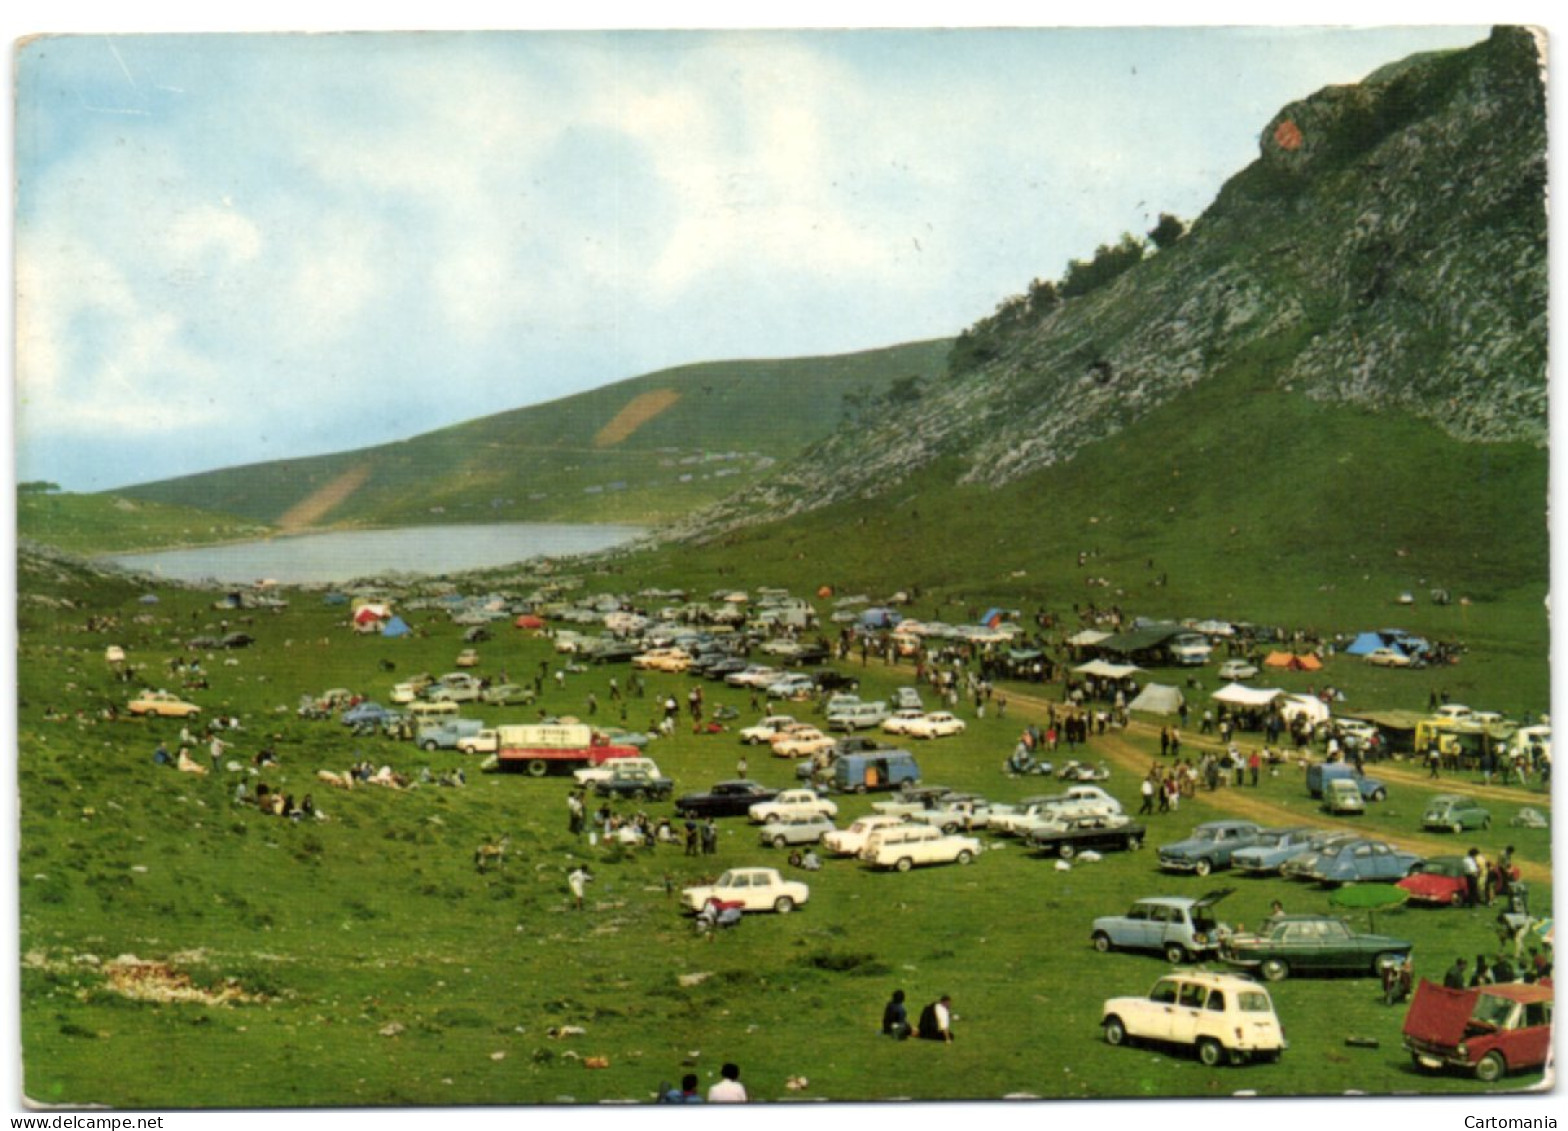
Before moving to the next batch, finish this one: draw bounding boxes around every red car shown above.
[1402,978,1553,1083]
[1396,856,1471,906]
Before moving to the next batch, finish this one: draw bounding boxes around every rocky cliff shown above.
[678,27,1546,537]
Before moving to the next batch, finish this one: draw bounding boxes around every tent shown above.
[1129,683,1184,715]
[1067,629,1110,647]
[1212,683,1286,709]
[859,607,902,629]
[1074,660,1143,680]
[1280,694,1331,726]
[381,616,412,638]
[514,614,545,630]
[353,606,387,627]
[1263,651,1324,672]
[1345,631,1393,656]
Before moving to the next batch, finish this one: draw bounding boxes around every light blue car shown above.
[1231,828,1329,875]
[1157,820,1263,876]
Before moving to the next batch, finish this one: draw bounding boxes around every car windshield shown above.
[1237,991,1273,1013]
[1471,995,1519,1030]
[1192,827,1224,842]
[1255,833,1286,847]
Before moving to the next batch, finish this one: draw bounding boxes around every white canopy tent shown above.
[1074,660,1143,680]
[1211,683,1287,709]
[1128,683,1184,715]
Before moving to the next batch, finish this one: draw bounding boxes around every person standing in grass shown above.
[568,865,592,911]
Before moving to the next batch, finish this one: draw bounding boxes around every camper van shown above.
[407,700,461,722]
[832,750,921,793]
[827,700,892,731]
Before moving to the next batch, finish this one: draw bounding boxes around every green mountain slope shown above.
[117,339,950,529]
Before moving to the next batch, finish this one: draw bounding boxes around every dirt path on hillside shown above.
[277,464,372,530]
[880,669,1553,884]
[593,389,681,448]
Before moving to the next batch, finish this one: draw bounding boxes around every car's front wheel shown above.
[1194,858,1214,877]
[1103,1016,1127,1046]
[1474,1051,1506,1084]
[1452,822,1464,834]
[1058,844,1076,860]
[1091,932,1113,953]
[772,835,788,849]
[1371,788,1387,802]
[1261,958,1290,982]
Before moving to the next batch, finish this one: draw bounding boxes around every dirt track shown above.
[936,676,1552,885]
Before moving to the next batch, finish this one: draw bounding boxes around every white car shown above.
[1364,648,1412,668]
[455,729,500,755]
[862,824,982,872]
[573,756,661,787]
[681,867,810,914]
[740,715,799,745]
[881,708,928,735]
[766,674,817,700]
[1100,971,1285,1066]
[1218,660,1259,681]
[907,798,995,832]
[726,665,782,688]
[632,647,693,672]
[749,788,839,823]
[904,712,967,739]
[759,814,835,848]
[772,727,837,759]
[822,814,909,856]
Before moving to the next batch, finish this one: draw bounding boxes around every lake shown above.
[102,522,647,585]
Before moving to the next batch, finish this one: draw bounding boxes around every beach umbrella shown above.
[1329,884,1408,932]
[1532,917,1554,947]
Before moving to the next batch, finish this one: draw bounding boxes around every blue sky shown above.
[13,20,1493,491]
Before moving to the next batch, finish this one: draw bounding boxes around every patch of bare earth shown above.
[104,955,261,1006]
[276,464,372,530]
[593,389,681,448]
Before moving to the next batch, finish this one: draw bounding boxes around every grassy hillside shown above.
[16,491,273,556]
[115,340,951,530]
[16,570,1552,1106]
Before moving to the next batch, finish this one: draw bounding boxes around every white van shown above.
[407,700,460,722]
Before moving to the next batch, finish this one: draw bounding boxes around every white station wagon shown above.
[749,788,840,824]
[861,824,982,872]
[1101,970,1286,1066]
[822,814,909,856]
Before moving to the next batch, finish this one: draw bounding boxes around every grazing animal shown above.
[475,835,511,872]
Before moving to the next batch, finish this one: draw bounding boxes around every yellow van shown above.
[408,700,460,722]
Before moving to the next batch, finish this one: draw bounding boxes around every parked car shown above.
[1305,761,1389,802]
[1402,979,1553,1083]
[1221,914,1412,981]
[726,665,781,688]
[881,708,928,735]
[632,647,693,672]
[827,700,892,731]
[680,867,810,914]
[765,673,817,700]
[1422,794,1492,833]
[830,749,922,793]
[740,715,800,745]
[822,814,909,856]
[1364,647,1413,667]
[1101,971,1285,1067]
[1217,660,1259,681]
[1168,634,1214,666]
[675,780,779,819]
[592,768,675,801]
[1090,890,1234,964]
[772,726,837,760]
[1231,828,1329,875]
[1321,777,1366,815]
[455,649,480,668]
[760,813,835,848]
[1293,838,1423,885]
[428,674,483,703]
[1028,814,1145,859]
[748,788,838,824]
[891,687,924,710]
[862,824,982,872]
[814,670,861,692]
[341,701,399,727]
[1157,820,1264,876]
[587,640,641,665]
[573,756,662,787]
[904,711,967,739]
[128,690,202,718]
[906,796,994,833]
[416,719,485,751]
[455,728,499,755]
[1396,856,1473,906]
[480,683,535,705]
[220,632,255,649]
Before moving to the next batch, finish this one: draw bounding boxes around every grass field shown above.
[15,565,1553,1107]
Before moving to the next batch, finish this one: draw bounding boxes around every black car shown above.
[592,769,675,801]
[785,645,832,667]
[814,669,861,692]
[700,657,753,680]
[588,641,641,664]
[1028,815,1146,859]
[220,632,255,649]
[675,780,779,818]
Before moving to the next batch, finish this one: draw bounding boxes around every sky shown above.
[9,16,1497,492]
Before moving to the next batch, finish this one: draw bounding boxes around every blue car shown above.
[1157,820,1263,877]
[1231,828,1330,876]
[341,701,399,727]
[1305,762,1388,802]
[1294,838,1423,886]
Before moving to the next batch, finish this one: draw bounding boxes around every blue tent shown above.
[381,615,412,638]
[323,592,349,606]
[1345,631,1389,656]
